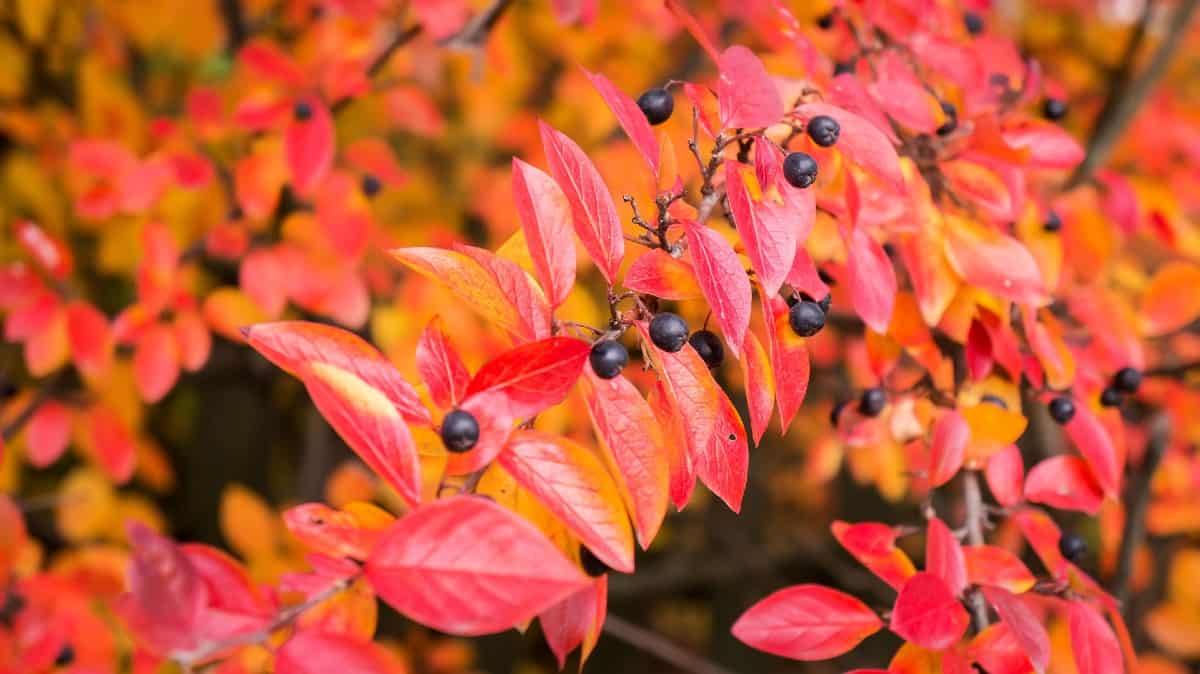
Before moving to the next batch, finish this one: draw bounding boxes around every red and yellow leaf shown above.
[732,584,883,660]
[683,219,751,356]
[831,520,917,591]
[512,158,576,308]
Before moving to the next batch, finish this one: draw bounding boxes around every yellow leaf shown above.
[219,484,280,559]
[1139,261,1200,336]
[961,403,1027,464]
[56,468,117,542]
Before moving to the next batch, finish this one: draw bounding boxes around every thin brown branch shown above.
[1066,0,1200,189]
[218,0,247,51]
[603,614,740,674]
[440,0,515,51]
[1111,413,1171,604]
[696,185,727,225]
[963,470,990,630]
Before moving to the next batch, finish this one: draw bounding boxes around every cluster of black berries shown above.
[1100,367,1142,408]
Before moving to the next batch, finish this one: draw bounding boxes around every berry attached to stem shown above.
[649,313,689,353]
[806,115,841,147]
[589,340,629,379]
[788,300,826,337]
[1113,367,1142,393]
[1059,531,1087,562]
[441,409,480,453]
[783,152,819,188]
[688,330,725,368]
[637,88,674,126]
[1048,396,1076,424]
[859,388,887,417]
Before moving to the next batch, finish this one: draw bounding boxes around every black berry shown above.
[980,393,1009,409]
[54,645,75,667]
[859,387,887,417]
[1100,387,1122,408]
[817,293,832,313]
[649,313,689,352]
[1113,367,1142,394]
[817,12,835,29]
[1043,210,1062,233]
[964,12,984,35]
[589,340,628,379]
[361,173,382,198]
[783,152,819,189]
[580,546,608,577]
[293,101,313,121]
[830,400,848,427]
[688,330,725,369]
[937,101,958,136]
[0,379,16,401]
[1058,531,1087,563]
[1042,98,1068,121]
[440,409,480,453]
[637,88,674,126]
[833,60,855,76]
[1048,396,1075,424]
[807,115,841,147]
[788,300,826,337]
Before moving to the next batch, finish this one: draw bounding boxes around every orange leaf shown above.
[831,520,916,591]
[963,545,1036,593]
[1139,261,1200,336]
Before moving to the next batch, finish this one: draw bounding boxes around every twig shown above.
[963,471,990,630]
[173,574,359,667]
[1145,360,1200,378]
[603,614,739,674]
[696,185,727,225]
[1111,413,1171,603]
[1065,0,1200,189]
[440,0,515,51]
[218,0,247,51]
[1,380,56,443]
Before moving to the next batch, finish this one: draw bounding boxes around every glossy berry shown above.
[1043,210,1062,233]
[817,12,835,29]
[689,330,725,369]
[830,400,848,427]
[980,393,1009,409]
[649,313,689,352]
[580,546,608,577]
[637,88,674,126]
[783,152,819,189]
[1100,387,1122,407]
[1043,98,1068,121]
[1058,531,1088,563]
[964,12,984,35]
[833,60,855,76]
[788,300,826,337]
[440,409,480,453]
[54,646,75,668]
[859,387,887,417]
[361,173,382,197]
[293,100,313,121]
[937,101,958,136]
[589,340,628,379]
[1113,367,1142,394]
[817,293,832,313]
[1048,396,1076,424]
[807,115,840,147]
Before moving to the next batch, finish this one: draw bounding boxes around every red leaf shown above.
[1025,455,1104,514]
[846,227,897,333]
[963,545,1037,593]
[512,158,576,307]
[454,244,553,341]
[623,249,703,300]
[465,337,589,419]
[981,587,1050,674]
[14,220,73,280]
[540,577,607,669]
[717,46,784,130]
[683,219,751,356]
[240,247,289,317]
[648,379,695,510]
[26,401,70,468]
[664,0,721,62]
[134,323,180,403]
[786,249,830,301]
[580,369,670,549]
[1013,510,1069,579]
[966,320,994,381]
[891,572,970,651]
[120,523,206,654]
[499,431,635,573]
[725,148,803,296]
[732,584,883,660]
[276,631,391,674]
[416,317,470,410]
[929,411,969,488]
[1064,404,1121,497]
[283,503,384,560]
[87,406,136,484]
[1067,600,1123,674]
[761,291,810,432]
[985,445,1025,508]
[66,301,112,380]
[1002,120,1085,170]
[538,121,624,284]
[284,97,334,197]
[741,330,775,445]
[926,517,967,597]
[583,69,660,176]
[238,40,306,87]
[364,495,589,636]
[943,217,1047,306]
[831,521,916,591]
[795,103,903,189]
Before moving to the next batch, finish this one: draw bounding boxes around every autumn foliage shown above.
[3,0,1200,672]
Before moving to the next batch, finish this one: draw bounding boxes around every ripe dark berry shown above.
[1043,210,1062,233]
[964,12,984,35]
[54,645,75,667]
[859,388,887,417]
[1113,367,1142,394]
[817,12,835,29]
[589,340,628,379]
[1042,98,1068,121]
[788,300,826,337]
[783,152,819,189]
[440,409,480,453]
[688,330,725,369]
[1048,396,1076,424]
[649,313,689,353]
[637,88,674,126]
[830,400,848,427]
[361,173,382,198]
[580,546,608,577]
[937,101,958,136]
[1100,387,1122,407]
[1058,531,1088,563]
[293,101,313,121]
[0,379,16,401]
[980,393,1009,409]
[807,115,841,147]
[833,60,855,76]
[817,293,832,313]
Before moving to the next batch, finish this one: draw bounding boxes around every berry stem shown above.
[962,470,991,631]
[1111,413,1171,603]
